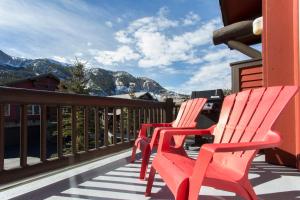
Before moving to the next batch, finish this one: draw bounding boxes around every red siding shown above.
[239,65,263,91]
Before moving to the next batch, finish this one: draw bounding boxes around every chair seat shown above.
[162,152,195,176]
[153,153,192,196]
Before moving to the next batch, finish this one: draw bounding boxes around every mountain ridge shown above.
[0,50,186,100]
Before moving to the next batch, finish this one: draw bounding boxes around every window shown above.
[27,105,40,115]
[4,104,10,116]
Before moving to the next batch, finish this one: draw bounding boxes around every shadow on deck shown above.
[0,150,299,200]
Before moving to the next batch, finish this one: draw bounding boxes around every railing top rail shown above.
[0,86,166,107]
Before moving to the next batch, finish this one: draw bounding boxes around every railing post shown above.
[113,108,117,145]
[71,106,77,154]
[120,108,124,143]
[94,107,100,148]
[164,98,174,123]
[133,108,137,139]
[0,104,4,171]
[84,107,89,151]
[127,107,132,141]
[57,106,63,158]
[20,104,28,167]
[104,107,109,146]
[40,105,47,162]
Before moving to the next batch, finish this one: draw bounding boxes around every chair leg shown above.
[139,146,151,179]
[145,166,156,196]
[241,181,258,200]
[130,145,137,163]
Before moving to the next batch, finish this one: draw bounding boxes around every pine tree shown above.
[65,58,90,95]
[63,59,90,152]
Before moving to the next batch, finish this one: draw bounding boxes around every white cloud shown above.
[101,8,222,68]
[0,0,114,58]
[135,18,220,68]
[92,46,140,65]
[182,11,200,26]
[52,56,68,63]
[105,21,113,28]
[75,52,83,57]
[177,49,246,93]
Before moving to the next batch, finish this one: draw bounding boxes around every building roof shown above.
[219,0,262,26]
[4,73,60,87]
[108,92,156,101]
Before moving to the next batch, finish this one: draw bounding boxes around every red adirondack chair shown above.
[145,86,298,200]
[131,98,207,179]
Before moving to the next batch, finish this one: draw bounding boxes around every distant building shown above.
[5,73,60,91]
[109,91,157,101]
[3,73,61,126]
[2,73,62,146]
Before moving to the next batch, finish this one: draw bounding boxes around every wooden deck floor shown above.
[0,149,299,200]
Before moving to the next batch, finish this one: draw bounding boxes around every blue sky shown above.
[0,0,246,94]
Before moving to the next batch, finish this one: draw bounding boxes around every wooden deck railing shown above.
[0,87,175,185]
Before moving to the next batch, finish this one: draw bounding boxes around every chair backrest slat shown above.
[172,101,187,127]
[220,90,251,143]
[173,98,206,128]
[238,87,282,144]
[210,86,298,159]
[184,98,207,127]
[253,86,299,141]
[213,94,236,143]
[172,98,206,146]
[230,88,265,143]
[177,100,194,127]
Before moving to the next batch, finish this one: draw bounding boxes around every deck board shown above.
[0,149,299,200]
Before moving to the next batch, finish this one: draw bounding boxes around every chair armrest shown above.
[157,128,213,153]
[142,123,172,128]
[201,130,281,153]
[138,123,173,138]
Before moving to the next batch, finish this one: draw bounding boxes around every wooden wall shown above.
[263,0,300,169]
[230,58,263,92]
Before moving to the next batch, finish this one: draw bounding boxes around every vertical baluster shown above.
[71,106,77,154]
[143,108,147,123]
[138,108,141,129]
[57,106,63,158]
[95,107,100,148]
[152,108,156,123]
[175,106,178,120]
[104,107,109,146]
[133,108,137,139]
[148,108,151,124]
[161,108,164,123]
[84,107,89,151]
[120,108,124,143]
[40,105,47,162]
[127,107,131,141]
[163,109,166,122]
[156,107,159,123]
[20,104,28,167]
[113,108,117,145]
[0,104,4,171]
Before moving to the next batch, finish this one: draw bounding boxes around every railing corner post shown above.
[165,98,174,123]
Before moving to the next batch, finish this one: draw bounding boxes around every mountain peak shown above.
[0,50,188,100]
[0,50,12,64]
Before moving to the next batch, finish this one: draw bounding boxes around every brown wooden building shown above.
[3,73,60,125]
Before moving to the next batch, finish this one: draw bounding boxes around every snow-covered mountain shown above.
[0,50,187,100]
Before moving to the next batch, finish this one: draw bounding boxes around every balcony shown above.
[0,87,299,200]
